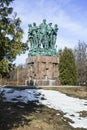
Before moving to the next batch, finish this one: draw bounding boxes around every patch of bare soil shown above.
[79,111,87,118]
[0,99,86,130]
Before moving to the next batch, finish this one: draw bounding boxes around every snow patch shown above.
[0,88,87,129]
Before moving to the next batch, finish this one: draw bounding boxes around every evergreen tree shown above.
[0,0,28,77]
[59,47,77,85]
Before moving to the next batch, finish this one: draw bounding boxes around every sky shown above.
[12,0,87,65]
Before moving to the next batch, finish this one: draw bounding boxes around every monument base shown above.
[26,56,59,86]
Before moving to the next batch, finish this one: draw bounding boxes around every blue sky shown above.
[12,0,87,65]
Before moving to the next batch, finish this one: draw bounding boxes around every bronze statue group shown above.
[28,19,58,50]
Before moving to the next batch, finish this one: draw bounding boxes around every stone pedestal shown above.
[26,56,59,86]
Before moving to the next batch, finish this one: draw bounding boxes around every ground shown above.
[0,86,87,130]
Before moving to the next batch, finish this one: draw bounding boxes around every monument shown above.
[26,19,59,86]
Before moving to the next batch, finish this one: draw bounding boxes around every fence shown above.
[0,80,25,86]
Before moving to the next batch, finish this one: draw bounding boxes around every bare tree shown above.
[74,41,87,85]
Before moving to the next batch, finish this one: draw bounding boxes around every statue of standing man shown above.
[39,19,47,49]
[32,22,38,48]
[47,23,53,48]
[52,24,58,48]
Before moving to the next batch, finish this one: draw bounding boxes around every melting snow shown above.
[0,88,87,129]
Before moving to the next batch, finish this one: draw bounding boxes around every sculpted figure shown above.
[37,27,42,48]
[28,24,33,48]
[28,20,58,56]
[32,22,38,48]
[28,24,32,35]
[52,24,58,48]
[47,23,53,48]
[39,19,47,48]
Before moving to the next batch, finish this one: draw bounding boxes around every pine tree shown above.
[0,0,28,77]
[59,47,77,85]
